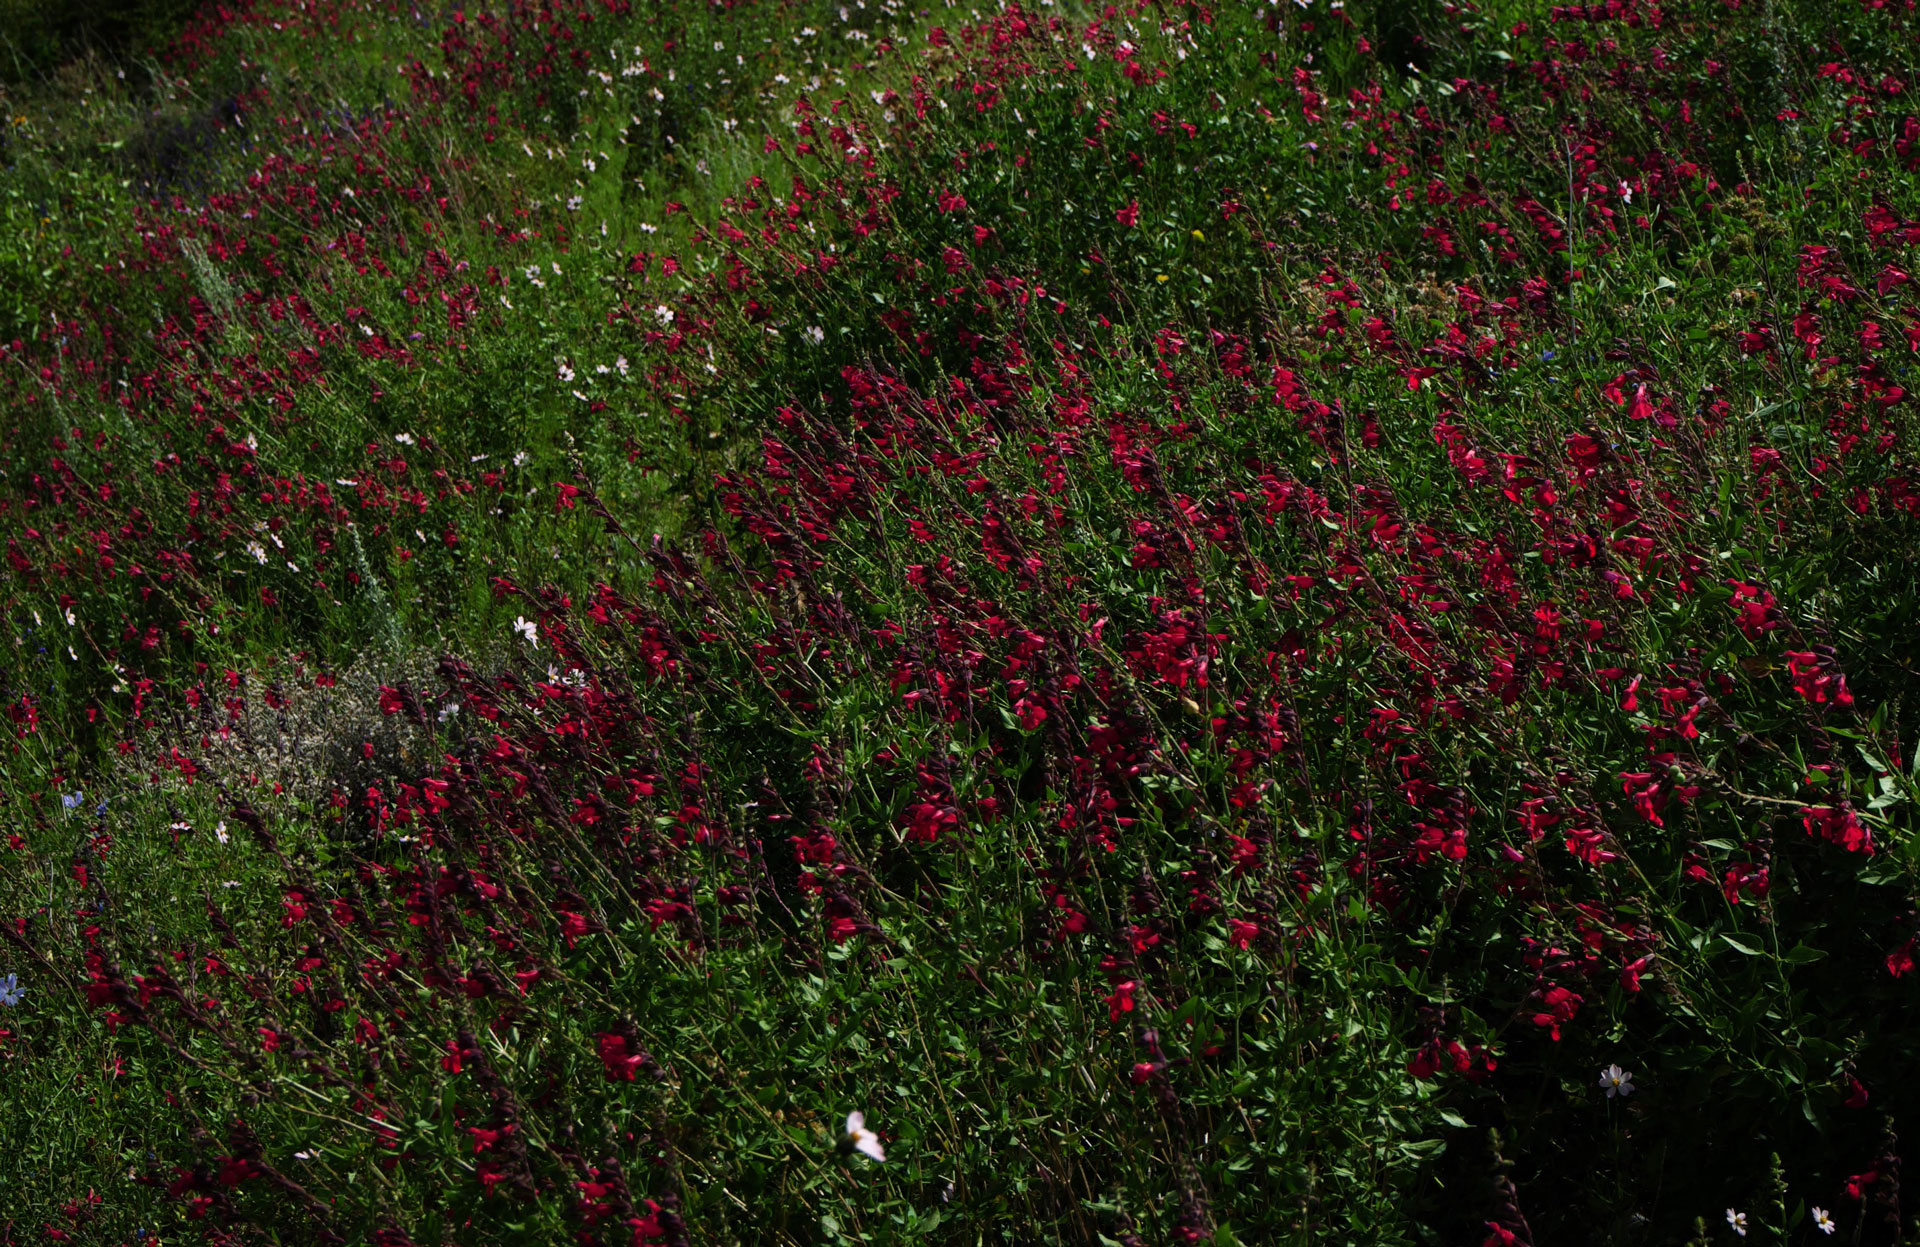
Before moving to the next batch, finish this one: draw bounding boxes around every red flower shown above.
[468,1124,514,1154]
[1803,805,1874,855]
[1106,980,1139,1022]
[596,1033,650,1081]
[1227,919,1260,950]
[1115,201,1140,227]
[1529,985,1582,1040]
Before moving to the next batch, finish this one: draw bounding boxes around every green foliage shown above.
[0,0,203,84]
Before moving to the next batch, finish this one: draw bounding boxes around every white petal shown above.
[854,1133,885,1162]
[845,1111,863,1134]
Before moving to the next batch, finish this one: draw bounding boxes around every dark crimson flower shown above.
[596,1033,651,1082]
[1802,805,1873,855]
[1530,986,1582,1040]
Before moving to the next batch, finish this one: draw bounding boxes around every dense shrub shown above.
[5,0,1920,1243]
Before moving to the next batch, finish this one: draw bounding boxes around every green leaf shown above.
[1721,935,1764,956]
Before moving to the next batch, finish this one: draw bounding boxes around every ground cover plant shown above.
[6,0,1920,1241]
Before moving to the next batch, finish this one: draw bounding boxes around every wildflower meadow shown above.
[4,0,1920,1241]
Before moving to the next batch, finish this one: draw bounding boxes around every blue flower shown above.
[62,791,84,810]
[0,973,23,1006]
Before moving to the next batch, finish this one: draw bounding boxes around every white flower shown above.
[844,1111,885,1161]
[393,432,416,445]
[654,304,675,325]
[513,616,539,648]
[1727,1210,1747,1238]
[215,821,230,844]
[513,451,531,467]
[1813,1208,1836,1236]
[1598,1064,1634,1098]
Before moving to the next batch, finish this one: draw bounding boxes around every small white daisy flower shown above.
[844,1111,885,1162]
[1598,1064,1634,1098]
[1726,1210,1747,1238]
[1812,1208,1835,1236]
